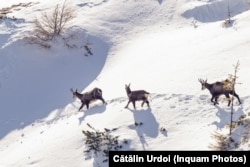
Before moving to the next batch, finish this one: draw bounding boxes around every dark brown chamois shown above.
[125,83,150,109]
[198,79,241,106]
[71,87,106,111]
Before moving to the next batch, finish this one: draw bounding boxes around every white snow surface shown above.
[0,0,250,166]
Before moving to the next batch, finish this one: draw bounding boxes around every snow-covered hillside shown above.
[0,0,250,167]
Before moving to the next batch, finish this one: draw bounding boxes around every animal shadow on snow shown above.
[128,108,159,150]
[78,104,106,125]
[212,105,244,130]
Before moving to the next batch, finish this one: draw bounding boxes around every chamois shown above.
[198,79,241,106]
[125,83,150,109]
[70,87,106,111]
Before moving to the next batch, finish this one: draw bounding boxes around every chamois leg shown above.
[230,92,241,105]
[146,100,150,107]
[141,100,150,107]
[79,103,85,111]
[141,100,145,107]
[214,96,219,105]
[98,97,106,105]
[86,102,90,109]
[103,98,107,105]
[210,96,214,103]
[125,101,131,108]
[224,93,231,106]
[132,101,136,109]
[211,96,219,105]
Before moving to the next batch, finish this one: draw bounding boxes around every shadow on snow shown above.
[127,107,159,150]
[182,0,249,23]
[0,34,109,139]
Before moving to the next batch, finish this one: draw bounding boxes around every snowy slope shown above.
[0,0,250,167]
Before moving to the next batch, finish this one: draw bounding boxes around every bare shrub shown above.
[27,0,75,48]
[228,61,240,135]
[210,114,250,150]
